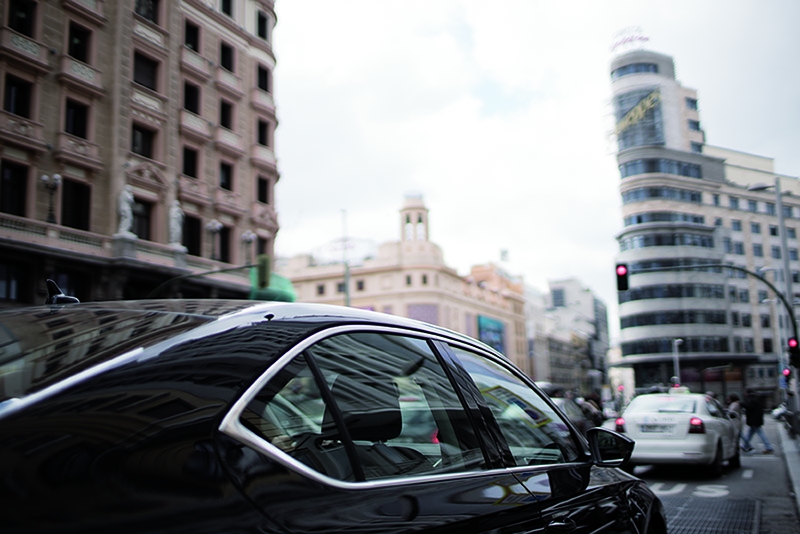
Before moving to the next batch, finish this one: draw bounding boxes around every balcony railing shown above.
[0,28,50,73]
[0,110,47,152]
[58,56,104,96]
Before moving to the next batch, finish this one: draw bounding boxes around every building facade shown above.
[277,195,530,373]
[612,48,799,401]
[0,0,279,307]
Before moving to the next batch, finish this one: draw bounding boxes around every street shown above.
[631,416,799,533]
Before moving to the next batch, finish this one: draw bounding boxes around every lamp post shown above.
[41,174,61,224]
[672,338,683,386]
[241,230,256,265]
[206,219,223,260]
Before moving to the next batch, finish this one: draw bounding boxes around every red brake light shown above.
[615,417,626,433]
[689,417,705,434]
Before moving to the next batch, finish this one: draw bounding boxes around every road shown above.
[630,416,799,533]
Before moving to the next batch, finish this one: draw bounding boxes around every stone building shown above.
[0,0,279,306]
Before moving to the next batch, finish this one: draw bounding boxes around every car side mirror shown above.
[585,427,634,468]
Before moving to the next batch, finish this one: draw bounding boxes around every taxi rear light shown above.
[688,417,705,434]
[615,417,626,433]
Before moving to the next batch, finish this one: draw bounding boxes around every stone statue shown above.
[169,200,184,244]
[117,185,134,235]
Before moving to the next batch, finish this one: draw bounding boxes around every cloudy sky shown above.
[270,1,800,341]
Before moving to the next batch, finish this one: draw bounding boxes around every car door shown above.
[219,326,545,533]
[442,342,639,534]
[706,397,737,459]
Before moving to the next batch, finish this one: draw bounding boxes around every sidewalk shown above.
[774,414,800,514]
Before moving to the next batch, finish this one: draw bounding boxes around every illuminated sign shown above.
[477,315,505,353]
[615,90,660,135]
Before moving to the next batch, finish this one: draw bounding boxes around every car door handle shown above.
[547,518,577,531]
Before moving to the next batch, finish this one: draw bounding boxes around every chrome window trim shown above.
[219,324,575,490]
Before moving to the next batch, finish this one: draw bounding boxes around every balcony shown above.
[180,110,212,142]
[250,202,279,233]
[214,128,245,158]
[250,87,275,115]
[177,174,211,207]
[0,110,47,153]
[61,0,107,26]
[0,28,50,74]
[215,68,244,99]
[57,56,104,97]
[250,144,277,171]
[54,132,103,170]
[180,47,211,81]
[214,187,246,216]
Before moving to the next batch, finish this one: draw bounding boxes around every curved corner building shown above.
[611,49,800,399]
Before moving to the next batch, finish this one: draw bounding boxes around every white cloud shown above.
[272,0,800,342]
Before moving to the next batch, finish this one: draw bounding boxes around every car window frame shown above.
[219,324,512,490]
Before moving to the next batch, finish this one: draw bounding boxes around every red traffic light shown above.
[615,263,629,291]
[789,337,799,350]
[783,367,792,377]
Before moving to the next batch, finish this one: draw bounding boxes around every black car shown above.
[0,299,666,533]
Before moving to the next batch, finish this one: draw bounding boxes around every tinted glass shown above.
[627,395,697,413]
[448,345,581,465]
[241,332,486,482]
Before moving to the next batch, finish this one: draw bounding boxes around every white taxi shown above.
[615,388,740,476]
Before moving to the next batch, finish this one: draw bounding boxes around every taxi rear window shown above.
[628,396,697,413]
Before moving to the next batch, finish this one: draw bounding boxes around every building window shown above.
[64,99,88,139]
[0,159,27,216]
[220,42,234,72]
[8,0,36,37]
[257,119,269,146]
[257,65,270,92]
[753,244,763,257]
[791,248,799,261]
[790,228,797,239]
[731,219,742,231]
[422,274,428,285]
[219,225,231,263]
[772,246,782,259]
[758,290,768,302]
[257,236,268,255]
[767,202,776,215]
[183,81,200,114]
[770,225,779,236]
[219,100,233,129]
[731,311,739,327]
[132,198,152,240]
[690,142,702,153]
[0,264,23,301]
[742,313,752,327]
[356,280,365,291]
[406,275,412,286]
[714,217,722,227]
[183,215,201,256]
[60,178,90,231]
[131,124,155,158]
[688,120,701,131]
[713,194,720,206]
[257,11,269,40]
[182,146,198,178]
[552,288,565,307]
[184,20,200,51]
[729,197,739,210]
[761,314,771,328]
[4,74,32,118]
[738,289,749,303]
[68,22,91,63]
[133,52,158,91]
[764,338,774,354]
[257,176,269,203]
[316,284,325,296]
[337,282,345,293]
[221,0,233,17]
[733,242,744,255]
[751,222,761,234]
[219,161,233,190]
[748,200,758,212]
[784,205,793,218]
[685,97,698,110]
[134,0,159,24]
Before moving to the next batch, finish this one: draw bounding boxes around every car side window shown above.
[706,398,723,417]
[240,332,487,482]
[447,345,581,466]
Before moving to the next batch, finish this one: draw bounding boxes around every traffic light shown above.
[257,254,270,289]
[615,263,629,291]
[789,337,800,368]
[783,367,792,380]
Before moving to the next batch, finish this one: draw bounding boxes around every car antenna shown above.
[45,279,81,305]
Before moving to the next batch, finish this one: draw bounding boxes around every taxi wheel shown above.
[708,442,724,477]
[729,445,741,469]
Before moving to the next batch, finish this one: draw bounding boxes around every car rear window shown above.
[0,304,213,404]
[628,395,697,413]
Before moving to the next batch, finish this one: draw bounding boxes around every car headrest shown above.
[322,373,402,442]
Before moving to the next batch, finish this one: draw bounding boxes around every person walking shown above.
[740,388,774,454]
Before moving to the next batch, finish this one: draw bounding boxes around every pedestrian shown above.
[726,393,743,442]
[740,388,774,454]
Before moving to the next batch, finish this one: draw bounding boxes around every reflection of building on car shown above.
[614,388,741,476]
[0,298,667,533]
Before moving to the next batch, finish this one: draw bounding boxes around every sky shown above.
[270,1,800,342]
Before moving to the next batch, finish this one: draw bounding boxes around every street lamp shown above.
[241,230,256,265]
[672,338,683,386]
[41,174,61,224]
[206,219,223,260]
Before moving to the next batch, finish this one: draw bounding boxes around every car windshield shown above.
[0,302,222,404]
[627,396,697,413]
